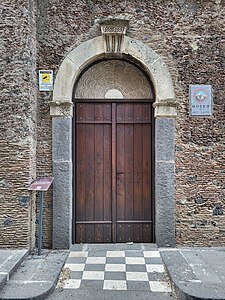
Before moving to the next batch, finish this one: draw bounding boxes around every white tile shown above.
[105,264,126,272]
[86,257,106,264]
[143,251,161,258]
[82,271,105,280]
[103,280,127,290]
[69,251,88,258]
[64,263,85,271]
[125,257,145,265]
[64,279,81,289]
[149,281,172,292]
[126,272,148,281]
[146,264,164,273]
[106,251,125,257]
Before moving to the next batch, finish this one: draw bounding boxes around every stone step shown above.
[0,250,68,300]
[0,249,28,291]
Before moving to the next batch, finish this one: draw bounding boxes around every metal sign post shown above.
[38,191,44,256]
[28,177,54,256]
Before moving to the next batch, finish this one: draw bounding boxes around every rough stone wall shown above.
[1,0,224,248]
[0,0,37,248]
[36,0,224,247]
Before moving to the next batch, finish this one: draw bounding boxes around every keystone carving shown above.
[99,19,129,53]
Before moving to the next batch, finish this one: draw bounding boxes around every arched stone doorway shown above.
[74,59,154,243]
[50,35,177,249]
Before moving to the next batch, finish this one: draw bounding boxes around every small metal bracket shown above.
[18,195,30,208]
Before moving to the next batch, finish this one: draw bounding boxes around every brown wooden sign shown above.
[28,177,53,191]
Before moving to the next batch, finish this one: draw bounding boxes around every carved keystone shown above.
[100,19,129,53]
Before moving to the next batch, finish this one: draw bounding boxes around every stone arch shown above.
[51,36,176,117]
[51,36,176,249]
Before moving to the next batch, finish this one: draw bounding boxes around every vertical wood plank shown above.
[126,224,133,243]
[76,124,86,221]
[85,104,95,121]
[142,103,151,122]
[116,103,124,122]
[95,124,104,221]
[104,124,112,221]
[143,123,152,220]
[117,224,126,242]
[143,223,152,243]
[95,103,104,121]
[103,224,111,243]
[124,103,134,122]
[86,224,95,243]
[95,224,103,243]
[103,104,112,122]
[124,123,134,220]
[112,103,117,242]
[133,224,142,243]
[133,123,143,220]
[76,103,85,121]
[134,103,143,121]
[85,124,95,221]
[76,224,85,243]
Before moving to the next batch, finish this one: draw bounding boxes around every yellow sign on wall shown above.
[41,74,51,83]
[39,70,53,91]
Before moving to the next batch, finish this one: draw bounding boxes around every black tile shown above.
[125,250,144,257]
[66,257,87,264]
[127,281,151,291]
[84,264,105,271]
[79,280,104,290]
[104,272,126,280]
[106,257,126,264]
[70,271,83,279]
[126,264,147,272]
[145,257,163,264]
[88,251,107,257]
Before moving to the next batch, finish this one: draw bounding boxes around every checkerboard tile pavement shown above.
[60,249,172,293]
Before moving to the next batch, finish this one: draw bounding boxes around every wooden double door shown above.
[75,101,154,243]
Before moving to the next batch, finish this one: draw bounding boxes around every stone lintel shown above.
[50,101,73,117]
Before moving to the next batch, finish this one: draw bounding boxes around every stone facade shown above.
[0,0,224,249]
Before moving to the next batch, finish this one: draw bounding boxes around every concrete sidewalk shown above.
[0,249,28,291]
[160,248,225,300]
[0,246,225,300]
[0,250,68,300]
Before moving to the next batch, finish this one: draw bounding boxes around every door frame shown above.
[50,35,177,249]
[73,99,155,244]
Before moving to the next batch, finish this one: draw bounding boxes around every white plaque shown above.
[39,70,53,91]
[189,85,212,116]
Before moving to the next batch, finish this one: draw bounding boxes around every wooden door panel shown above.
[75,103,112,243]
[75,102,153,243]
[116,103,152,243]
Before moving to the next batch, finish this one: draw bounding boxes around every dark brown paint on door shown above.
[75,102,153,243]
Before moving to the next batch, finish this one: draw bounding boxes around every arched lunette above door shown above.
[74,60,154,99]
[50,35,177,249]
